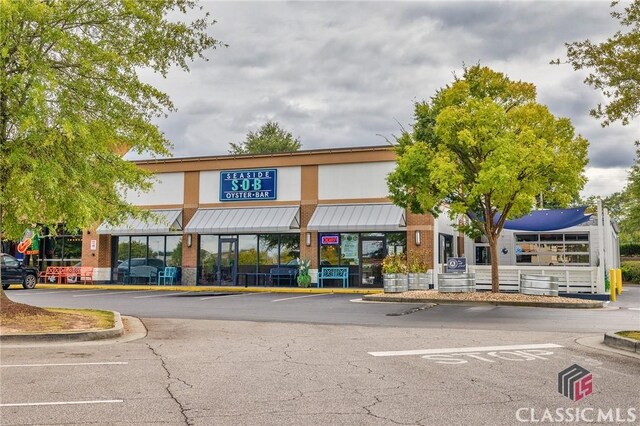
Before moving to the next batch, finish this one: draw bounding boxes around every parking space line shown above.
[1,362,128,368]
[201,292,260,301]
[271,293,332,302]
[12,289,103,295]
[1,400,123,407]
[369,343,564,357]
[134,291,191,299]
[73,291,154,298]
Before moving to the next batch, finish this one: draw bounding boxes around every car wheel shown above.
[23,274,37,289]
[2,284,9,290]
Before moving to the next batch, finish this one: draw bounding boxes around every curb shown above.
[604,332,640,353]
[362,295,604,309]
[0,311,124,343]
[33,284,383,295]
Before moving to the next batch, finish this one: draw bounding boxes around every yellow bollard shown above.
[617,268,623,294]
[609,269,617,302]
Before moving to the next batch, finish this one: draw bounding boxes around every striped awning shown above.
[184,206,300,234]
[307,204,406,232]
[96,209,183,235]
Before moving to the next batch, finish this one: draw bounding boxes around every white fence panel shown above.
[467,265,601,294]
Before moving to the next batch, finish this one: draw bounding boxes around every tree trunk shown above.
[488,236,500,293]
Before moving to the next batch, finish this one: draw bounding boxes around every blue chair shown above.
[158,267,177,286]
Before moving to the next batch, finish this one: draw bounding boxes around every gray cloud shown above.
[131,1,638,197]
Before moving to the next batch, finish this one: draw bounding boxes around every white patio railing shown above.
[465,265,602,294]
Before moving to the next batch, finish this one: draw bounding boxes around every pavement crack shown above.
[146,343,192,426]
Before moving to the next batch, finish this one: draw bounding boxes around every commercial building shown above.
[80,144,617,294]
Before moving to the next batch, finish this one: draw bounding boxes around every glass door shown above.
[361,238,384,287]
[218,238,237,285]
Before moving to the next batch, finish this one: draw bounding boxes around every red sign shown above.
[321,235,340,245]
[17,238,32,254]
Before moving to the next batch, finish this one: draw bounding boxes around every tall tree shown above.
[229,121,302,154]
[388,65,588,292]
[563,0,640,126]
[563,0,639,243]
[0,0,221,303]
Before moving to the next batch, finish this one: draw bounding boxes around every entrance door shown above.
[439,234,454,266]
[361,238,384,287]
[218,238,237,285]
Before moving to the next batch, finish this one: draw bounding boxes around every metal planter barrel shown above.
[383,274,409,293]
[520,274,559,297]
[408,272,431,290]
[438,273,476,293]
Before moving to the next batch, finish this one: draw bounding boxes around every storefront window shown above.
[340,234,359,265]
[166,236,182,267]
[42,231,83,268]
[199,235,218,284]
[514,233,590,266]
[259,235,279,265]
[238,235,258,269]
[280,234,300,264]
[148,236,165,264]
[386,233,407,256]
[112,235,183,284]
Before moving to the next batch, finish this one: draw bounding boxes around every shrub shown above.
[382,254,407,274]
[620,243,640,256]
[621,261,640,283]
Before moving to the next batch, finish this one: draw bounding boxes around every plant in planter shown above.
[382,254,408,292]
[296,259,312,288]
[408,258,430,290]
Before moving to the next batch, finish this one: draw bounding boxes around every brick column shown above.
[181,171,200,285]
[406,212,434,269]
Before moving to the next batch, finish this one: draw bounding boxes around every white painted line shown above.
[1,400,123,407]
[14,289,102,295]
[628,307,640,311]
[271,293,332,302]
[73,290,154,298]
[1,362,128,368]
[368,343,564,357]
[201,292,259,301]
[134,291,191,299]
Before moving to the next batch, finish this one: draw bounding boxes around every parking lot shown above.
[2,316,639,425]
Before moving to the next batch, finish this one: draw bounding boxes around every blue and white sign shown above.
[445,257,467,273]
[220,169,277,201]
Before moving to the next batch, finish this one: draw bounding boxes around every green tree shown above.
[0,0,220,306]
[563,0,640,126]
[388,65,588,292]
[229,121,302,154]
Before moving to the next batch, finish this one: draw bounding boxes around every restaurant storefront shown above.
[88,146,436,285]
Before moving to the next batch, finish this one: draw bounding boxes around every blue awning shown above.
[503,207,591,231]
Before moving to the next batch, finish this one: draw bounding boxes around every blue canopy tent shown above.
[502,207,592,231]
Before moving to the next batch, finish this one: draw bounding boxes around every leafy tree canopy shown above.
[0,0,222,240]
[563,0,640,126]
[388,65,588,291]
[229,121,302,155]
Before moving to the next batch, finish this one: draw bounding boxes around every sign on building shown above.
[220,169,277,201]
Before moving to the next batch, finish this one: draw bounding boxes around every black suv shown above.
[1,253,39,290]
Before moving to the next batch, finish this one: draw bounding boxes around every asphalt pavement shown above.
[1,286,638,425]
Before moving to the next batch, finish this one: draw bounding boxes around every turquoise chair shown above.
[158,267,177,285]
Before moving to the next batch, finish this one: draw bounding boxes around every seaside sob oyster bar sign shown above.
[220,169,278,201]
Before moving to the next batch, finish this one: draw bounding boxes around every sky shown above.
[134,1,639,198]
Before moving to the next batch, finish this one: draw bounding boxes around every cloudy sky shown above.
[135,1,638,198]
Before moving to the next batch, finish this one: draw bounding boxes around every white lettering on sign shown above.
[421,349,556,364]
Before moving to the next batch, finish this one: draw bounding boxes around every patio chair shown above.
[158,267,177,285]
